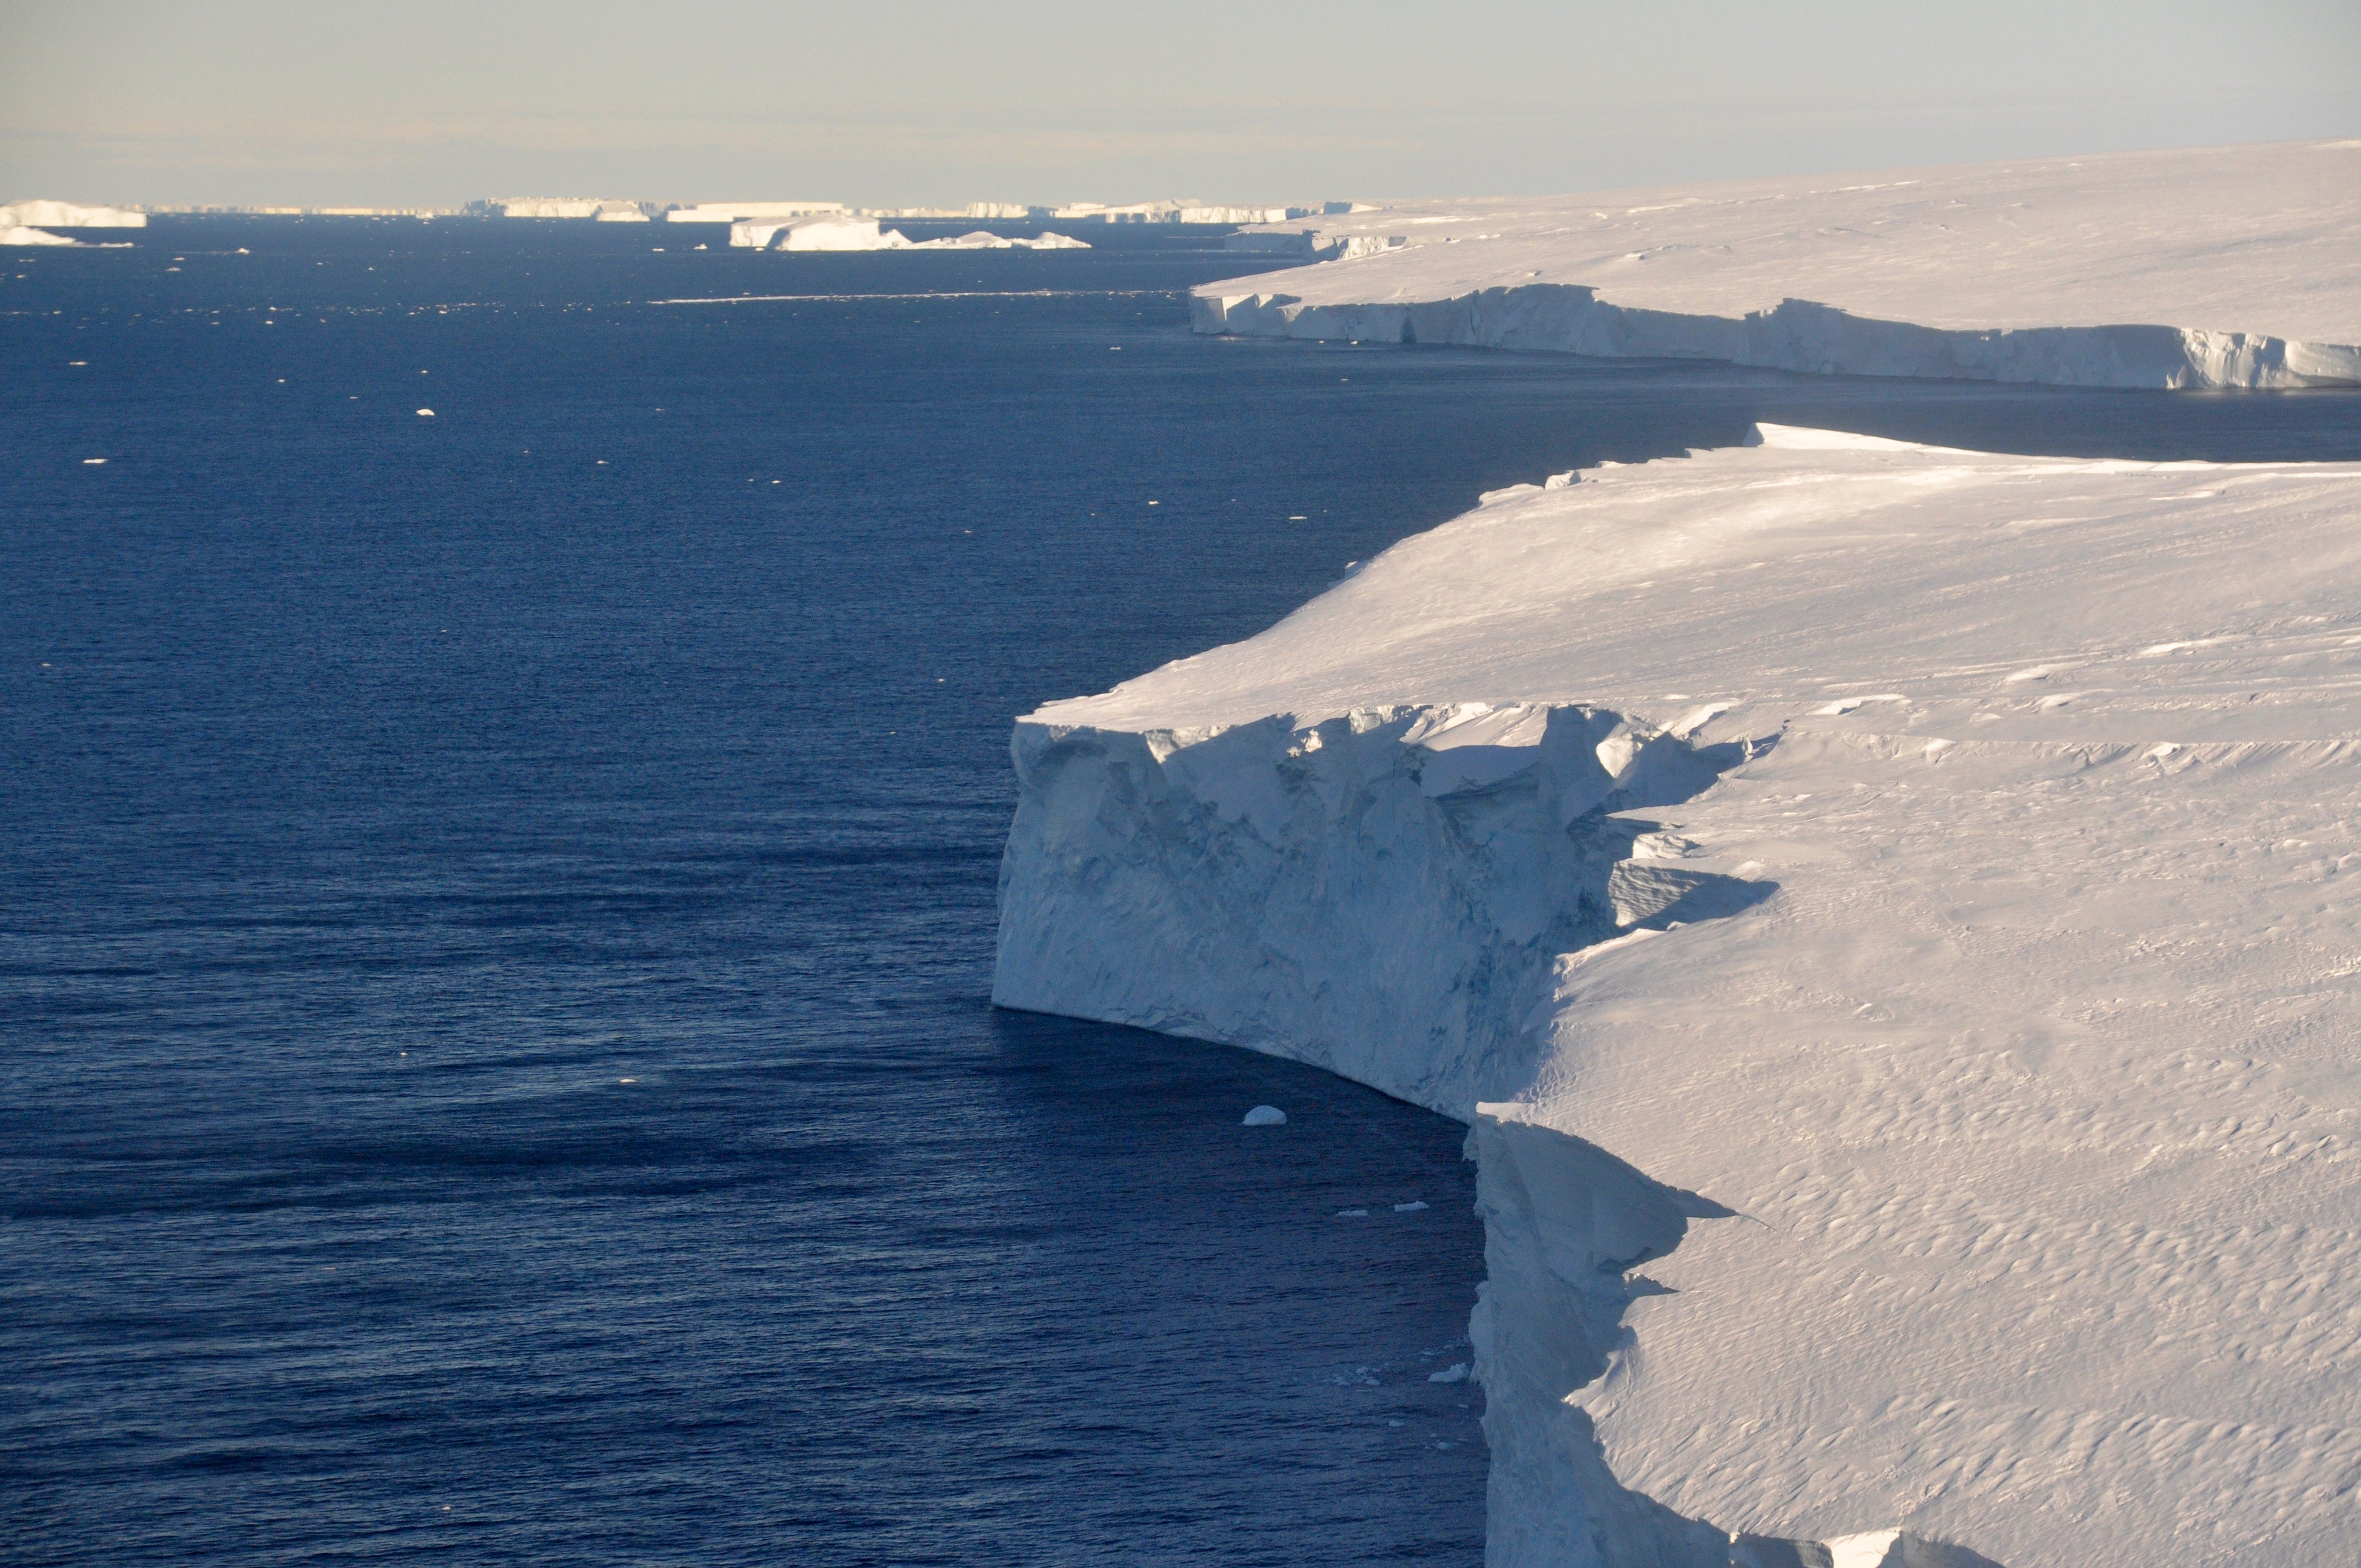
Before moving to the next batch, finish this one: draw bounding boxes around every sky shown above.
[4,0,2357,207]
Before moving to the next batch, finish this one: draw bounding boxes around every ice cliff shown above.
[995,427,2361,1565]
[1190,141,2361,390]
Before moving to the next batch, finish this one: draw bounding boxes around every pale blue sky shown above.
[5,0,2356,206]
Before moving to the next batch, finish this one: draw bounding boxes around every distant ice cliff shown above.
[1192,141,2361,390]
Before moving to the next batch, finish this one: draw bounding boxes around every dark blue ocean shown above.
[4,216,2357,1567]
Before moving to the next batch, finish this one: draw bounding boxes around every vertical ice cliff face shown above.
[1470,1110,1741,1567]
[993,702,1745,1114]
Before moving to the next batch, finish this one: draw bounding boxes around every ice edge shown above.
[1190,283,2360,391]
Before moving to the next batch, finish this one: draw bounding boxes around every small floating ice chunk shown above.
[82,458,106,465]
[1336,1208,1369,1218]
[1242,1104,1287,1126]
[1394,1200,1429,1212]
[416,409,434,417]
[1429,1362,1470,1382]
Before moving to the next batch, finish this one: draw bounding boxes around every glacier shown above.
[1190,141,2361,390]
[994,425,2361,1565]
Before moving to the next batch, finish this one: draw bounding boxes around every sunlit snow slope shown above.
[995,427,2361,1566]
[1192,142,2361,389]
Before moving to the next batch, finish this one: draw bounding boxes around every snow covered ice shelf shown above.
[994,426,2361,1566]
[1191,141,2361,390]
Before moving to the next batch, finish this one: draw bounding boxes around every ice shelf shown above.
[1191,141,2361,390]
[994,426,2361,1565]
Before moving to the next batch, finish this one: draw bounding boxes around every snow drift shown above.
[1191,141,2361,390]
[995,426,2361,1565]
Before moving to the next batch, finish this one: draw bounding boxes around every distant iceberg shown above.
[731,217,907,251]
[728,219,1089,252]
[3,225,80,247]
[0,200,146,229]
[495,198,651,221]
[907,230,1089,251]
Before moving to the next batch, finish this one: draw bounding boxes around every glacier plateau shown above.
[1190,141,2361,390]
[995,426,2361,1565]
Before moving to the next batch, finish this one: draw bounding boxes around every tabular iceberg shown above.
[1190,141,2361,390]
[2,199,146,246]
[995,426,2361,1565]
[0,199,146,229]
[727,218,1088,251]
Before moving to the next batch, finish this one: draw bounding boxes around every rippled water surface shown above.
[6,217,2357,1566]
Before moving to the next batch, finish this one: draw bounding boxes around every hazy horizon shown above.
[5,1,2357,209]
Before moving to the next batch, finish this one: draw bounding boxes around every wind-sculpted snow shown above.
[1190,141,2361,389]
[995,427,2361,1564]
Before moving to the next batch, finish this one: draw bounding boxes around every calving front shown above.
[994,427,2361,1566]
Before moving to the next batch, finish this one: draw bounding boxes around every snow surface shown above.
[1192,142,2361,389]
[995,426,2361,1565]
[0,200,146,229]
